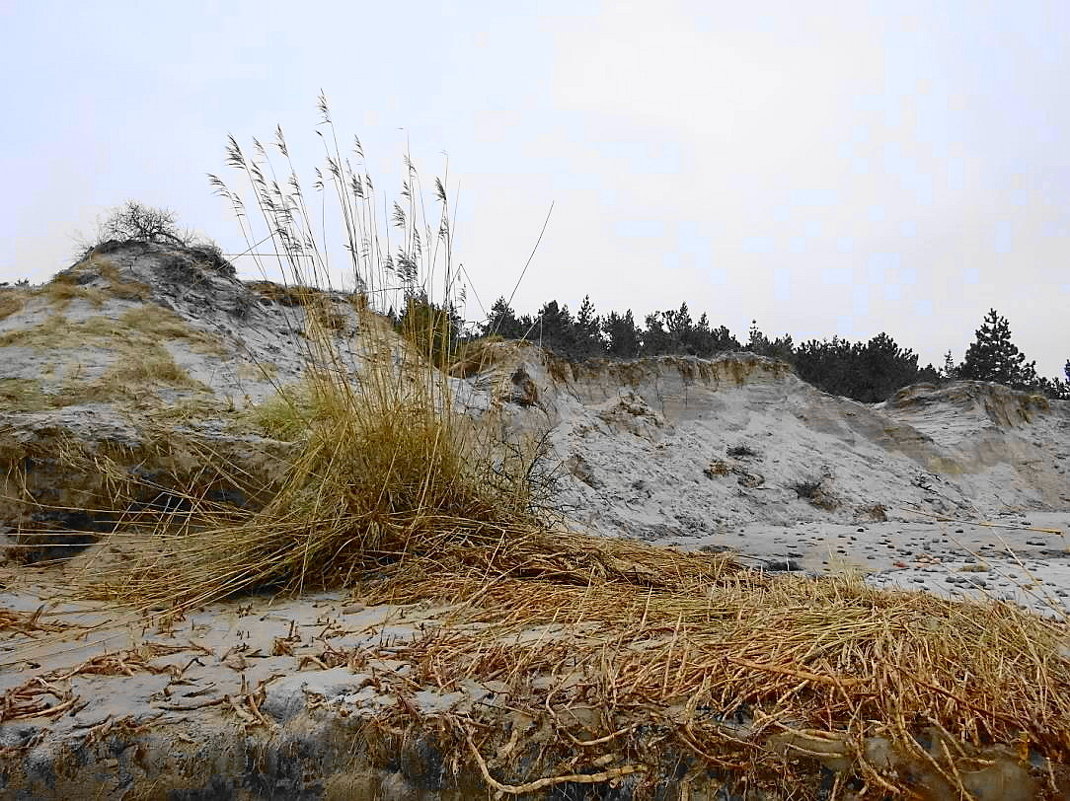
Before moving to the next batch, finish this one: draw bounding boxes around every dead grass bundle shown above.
[0,642,194,723]
[245,280,321,307]
[347,549,1070,797]
[88,366,546,607]
[0,289,24,321]
[36,271,107,309]
[0,307,221,356]
[0,378,53,413]
[118,305,225,353]
[0,607,68,638]
[450,335,510,378]
[0,676,77,722]
[95,260,151,300]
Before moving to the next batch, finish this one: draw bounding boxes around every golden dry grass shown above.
[37,273,107,309]
[244,280,322,307]
[118,305,227,355]
[0,289,25,321]
[83,320,1070,796]
[95,259,151,300]
[245,381,317,440]
[0,304,218,407]
[89,355,544,606]
[358,554,1070,798]
[450,335,510,378]
[0,378,53,412]
[98,347,200,388]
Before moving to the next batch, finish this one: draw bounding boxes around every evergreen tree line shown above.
[475,297,1070,403]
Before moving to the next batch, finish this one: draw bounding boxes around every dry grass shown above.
[83,345,1070,791]
[0,378,53,412]
[118,305,227,355]
[349,553,1070,797]
[0,306,217,407]
[245,382,317,440]
[450,335,510,378]
[0,607,69,638]
[99,346,200,388]
[95,260,151,300]
[0,313,149,350]
[37,272,106,309]
[245,280,321,307]
[41,256,150,303]
[89,361,545,606]
[0,289,25,321]
[0,642,194,724]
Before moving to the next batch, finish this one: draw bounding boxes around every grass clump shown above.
[93,363,544,604]
[101,346,199,388]
[0,378,52,412]
[245,280,321,307]
[118,305,226,355]
[37,269,107,309]
[92,97,541,607]
[245,381,318,440]
[0,289,25,321]
[449,335,513,378]
[96,260,151,300]
[0,306,223,357]
[40,280,106,309]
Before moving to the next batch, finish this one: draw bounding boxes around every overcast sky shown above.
[2,0,1068,377]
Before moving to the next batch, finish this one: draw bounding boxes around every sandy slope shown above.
[468,344,1070,615]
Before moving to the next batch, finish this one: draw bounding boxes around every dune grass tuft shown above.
[90,96,543,608]
[0,289,25,321]
[0,378,53,412]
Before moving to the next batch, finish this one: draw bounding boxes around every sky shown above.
[2,0,1068,378]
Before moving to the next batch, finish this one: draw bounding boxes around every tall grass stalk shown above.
[94,96,541,608]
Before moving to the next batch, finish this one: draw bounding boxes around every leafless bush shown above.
[95,201,192,247]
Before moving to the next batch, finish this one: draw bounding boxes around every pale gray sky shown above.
[2,1,1068,377]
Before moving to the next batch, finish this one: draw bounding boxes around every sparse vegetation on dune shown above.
[0,300,222,357]
[0,378,53,413]
[480,294,1070,401]
[0,288,28,321]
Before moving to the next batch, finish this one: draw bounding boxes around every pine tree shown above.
[641,312,671,356]
[854,332,922,402]
[572,295,604,358]
[941,350,959,381]
[958,309,1038,390]
[536,300,576,356]
[481,297,526,339]
[602,310,641,358]
[657,303,692,354]
[746,321,794,362]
